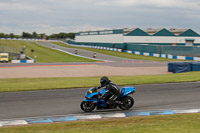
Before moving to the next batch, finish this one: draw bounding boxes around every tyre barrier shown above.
[168,62,200,73]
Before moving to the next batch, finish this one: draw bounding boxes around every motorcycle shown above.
[80,86,136,112]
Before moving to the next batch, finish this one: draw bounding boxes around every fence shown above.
[126,44,200,57]
[67,40,200,57]
[0,46,22,55]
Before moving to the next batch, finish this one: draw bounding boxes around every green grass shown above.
[1,113,200,133]
[1,72,200,92]
[0,40,95,62]
[52,42,183,61]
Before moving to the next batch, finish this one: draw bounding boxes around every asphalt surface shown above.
[1,82,200,120]
[0,41,167,68]
[37,41,135,62]
[37,41,168,67]
[1,41,195,120]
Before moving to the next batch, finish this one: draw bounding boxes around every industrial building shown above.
[69,28,200,57]
[75,28,200,46]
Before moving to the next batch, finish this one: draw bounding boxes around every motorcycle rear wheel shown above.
[80,101,96,112]
[118,96,134,110]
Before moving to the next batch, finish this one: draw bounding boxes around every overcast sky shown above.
[0,0,200,35]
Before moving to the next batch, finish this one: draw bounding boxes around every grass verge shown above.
[1,72,200,92]
[52,42,183,61]
[0,40,95,62]
[0,113,200,133]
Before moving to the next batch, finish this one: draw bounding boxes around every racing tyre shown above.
[118,96,134,110]
[80,101,96,112]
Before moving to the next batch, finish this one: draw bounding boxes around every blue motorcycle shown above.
[80,87,136,112]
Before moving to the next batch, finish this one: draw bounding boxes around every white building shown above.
[75,28,200,46]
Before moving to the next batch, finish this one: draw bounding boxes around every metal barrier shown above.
[0,46,22,54]
[68,40,200,57]
[126,44,200,57]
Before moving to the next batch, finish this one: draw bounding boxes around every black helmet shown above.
[100,76,110,86]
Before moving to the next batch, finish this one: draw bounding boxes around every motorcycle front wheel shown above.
[118,96,134,110]
[80,101,96,112]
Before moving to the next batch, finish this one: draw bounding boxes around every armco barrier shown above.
[66,42,200,61]
[124,50,200,61]
[0,108,200,127]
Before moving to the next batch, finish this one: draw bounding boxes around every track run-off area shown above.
[0,41,168,78]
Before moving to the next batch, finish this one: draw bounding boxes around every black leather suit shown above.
[99,81,122,104]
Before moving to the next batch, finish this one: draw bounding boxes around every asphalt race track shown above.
[0,41,167,68]
[0,42,168,78]
[0,82,200,120]
[0,41,199,121]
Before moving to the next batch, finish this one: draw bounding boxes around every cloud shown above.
[0,0,200,34]
[98,0,200,9]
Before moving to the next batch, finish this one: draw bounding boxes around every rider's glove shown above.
[92,87,97,92]
[97,85,101,89]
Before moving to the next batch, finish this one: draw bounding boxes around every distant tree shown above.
[38,33,46,39]
[4,34,10,38]
[67,33,75,39]
[0,31,75,39]
[22,32,32,38]
[49,34,57,39]
[0,33,5,38]
[15,35,21,38]
[47,32,75,40]
[32,32,38,38]
[22,32,27,38]
[27,33,32,38]
[9,33,15,38]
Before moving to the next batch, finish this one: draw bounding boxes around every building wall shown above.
[75,29,124,43]
[124,36,200,44]
[76,34,123,43]
[75,29,200,45]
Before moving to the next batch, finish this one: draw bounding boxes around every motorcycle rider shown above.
[97,76,122,105]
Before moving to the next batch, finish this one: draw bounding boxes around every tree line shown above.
[0,32,75,40]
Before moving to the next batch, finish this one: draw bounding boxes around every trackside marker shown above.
[1,108,200,127]
[125,111,150,116]
[150,110,174,115]
[174,109,199,114]
[0,120,28,126]
[101,113,126,118]
[25,118,53,124]
[50,116,77,122]
[75,115,102,120]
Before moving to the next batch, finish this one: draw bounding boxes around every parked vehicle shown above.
[0,53,9,63]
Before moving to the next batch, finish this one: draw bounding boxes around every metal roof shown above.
[169,28,188,36]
